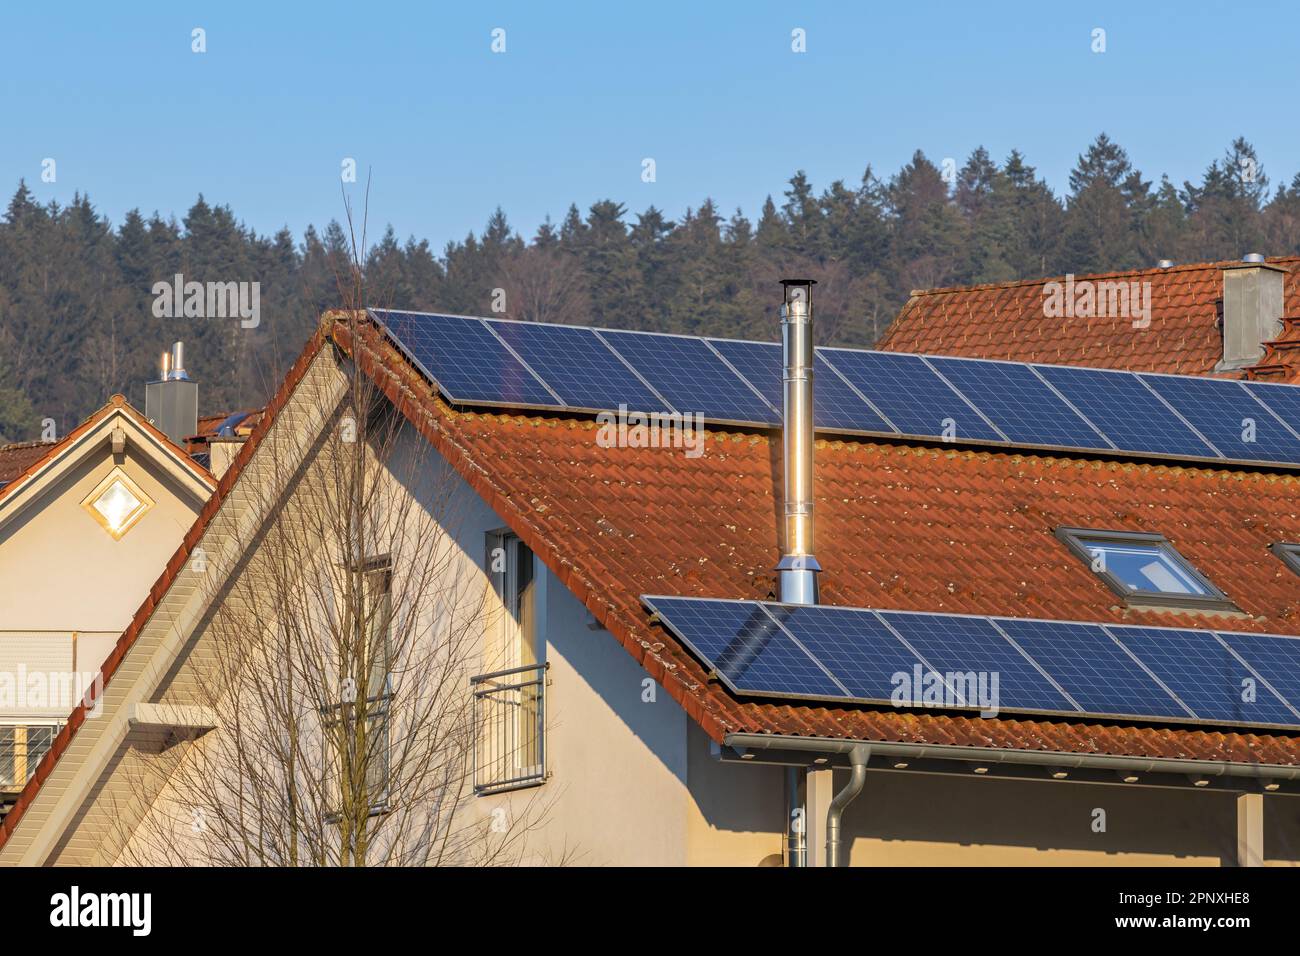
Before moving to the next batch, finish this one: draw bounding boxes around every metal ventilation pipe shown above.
[778,279,821,867]
[169,341,191,381]
[776,279,821,606]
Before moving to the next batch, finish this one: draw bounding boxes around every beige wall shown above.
[835,770,1300,866]
[0,442,203,634]
[0,433,206,730]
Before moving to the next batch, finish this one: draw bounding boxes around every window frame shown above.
[0,721,61,789]
[1270,542,1300,577]
[479,530,546,790]
[321,557,393,820]
[1055,526,1237,611]
[80,466,155,540]
[486,530,539,671]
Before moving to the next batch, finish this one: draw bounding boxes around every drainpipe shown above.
[785,766,806,867]
[827,745,870,867]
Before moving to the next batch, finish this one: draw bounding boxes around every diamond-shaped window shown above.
[81,468,154,539]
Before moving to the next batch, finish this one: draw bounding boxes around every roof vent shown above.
[1156,259,1175,269]
[1243,252,1267,264]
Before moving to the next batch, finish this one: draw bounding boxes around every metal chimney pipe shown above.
[169,341,191,381]
[776,279,821,605]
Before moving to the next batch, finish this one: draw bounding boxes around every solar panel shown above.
[926,358,1112,450]
[643,597,843,698]
[1109,626,1298,725]
[600,331,779,425]
[880,612,1078,714]
[373,310,562,408]
[819,350,1005,443]
[1139,374,1300,463]
[645,596,1300,729]
[707,339,895,433]
[1241,380,1300,435]
[1215,632,1300,719]
[486,320,667,412]
[373,311,1300,470]
[768,605,924,702]
[1034,365,1221,459]
[981,618,1191,719]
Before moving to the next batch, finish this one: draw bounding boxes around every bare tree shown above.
[498,245,588,325]
[110,194,561,866]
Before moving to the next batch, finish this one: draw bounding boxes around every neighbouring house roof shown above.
[0,395,214,507]
[185,408,264,455]
[878,256,1300,381]
[9,312,1300,855]
[0,441,58,490]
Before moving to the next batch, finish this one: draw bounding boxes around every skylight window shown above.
[1270,542,1300,577]
[81,468,154,539]
[1055,527,1235,611]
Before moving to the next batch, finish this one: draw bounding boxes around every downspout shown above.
[785,766,806,868]
[827,745,870,867]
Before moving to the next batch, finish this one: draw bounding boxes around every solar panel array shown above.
[641,595,1300,731]
[372,309,1300,467]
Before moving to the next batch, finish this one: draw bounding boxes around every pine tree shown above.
[1062,134,1143,272]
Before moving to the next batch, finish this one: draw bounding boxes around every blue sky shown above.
[4,1,1295,249]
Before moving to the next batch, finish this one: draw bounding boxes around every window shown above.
[1056,527,1235,610]
[474,532,546,793]
[0,724,58,789]
[487,532,538,671]
[323,561,392,818]
[1271,542,1300,577]
[81,467,154,539]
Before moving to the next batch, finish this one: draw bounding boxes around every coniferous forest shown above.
[3,133,1300,443]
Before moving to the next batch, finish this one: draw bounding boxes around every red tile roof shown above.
[0,441,58,486]
[186,409,264,454]
[9,314,1300,855]
[336,319,1300,766]
[878,257,1300,379]
[0,395,213,506]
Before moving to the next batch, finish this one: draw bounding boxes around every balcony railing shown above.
[470,663,548,794]
[0,724,59,790]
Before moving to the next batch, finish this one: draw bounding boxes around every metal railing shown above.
[470,663,548,794]
[0,724,59,790]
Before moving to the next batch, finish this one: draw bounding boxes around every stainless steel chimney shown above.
[776,279,821,605]
[168,341,191,381]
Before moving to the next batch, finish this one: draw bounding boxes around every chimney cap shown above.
[779,278,818,287]
[1243,252,1267,264]
[1156,259,1175,269]
[1224,258,1289,274]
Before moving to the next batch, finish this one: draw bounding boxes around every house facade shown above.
[5,307,1300,866]
[0,395,213,807]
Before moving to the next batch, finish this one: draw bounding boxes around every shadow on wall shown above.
[839,769,1300,866]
